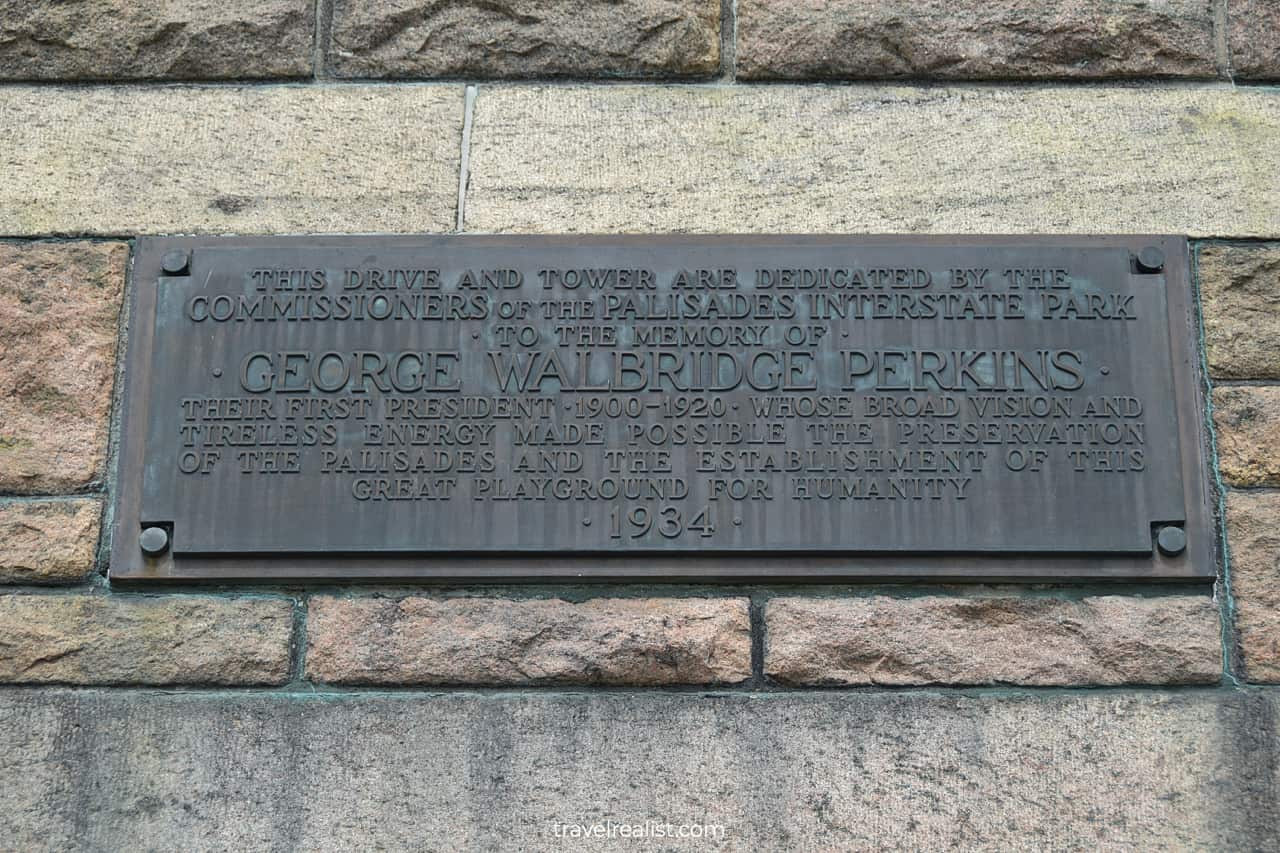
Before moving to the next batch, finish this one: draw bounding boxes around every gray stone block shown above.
[0,689,1276,850]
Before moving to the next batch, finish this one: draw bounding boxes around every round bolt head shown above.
[140,526,170,556]
[1136,246,1165,273]
[1157,525,1187,557]
[160,250,190,275]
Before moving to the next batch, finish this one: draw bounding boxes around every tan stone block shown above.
[738,0,1216,80]
[1226,491,1280,682]
[331,0,719,78]
[1213,386,1280,486]
[0,0,313,81]
[0,499,100,584]
[1199,244,1280,379]
[0,86,463,235]
[765,595,1221,686]
[0,242,125,492]
[307,596,751,685]
[465,85,1280,236]
[0,594,293,685]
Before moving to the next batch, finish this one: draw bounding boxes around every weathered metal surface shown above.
[110,236,1213,581]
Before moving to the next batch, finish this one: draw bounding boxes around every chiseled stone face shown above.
[0,242,126,493]
[464,85,1280,236]
[0,595,294,685]
[307,596,752,685]
[0,0,314,81]
[1213,386,1280,486]
[1226,491,1280,682]
[1228,0,1280,79]
[0,86,464,236]
[0,499,100,584]
[329,0,720,79]
[737,0,1217,80]
[1,690,1276,850]
[1199,244,1280,379]
[765,595,1222,686]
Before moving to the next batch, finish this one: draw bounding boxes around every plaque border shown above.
[109,235,1215,583]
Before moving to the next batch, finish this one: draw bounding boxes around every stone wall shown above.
[1,1,1278,849]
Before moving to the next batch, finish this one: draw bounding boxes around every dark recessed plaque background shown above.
[111,235,1213,581]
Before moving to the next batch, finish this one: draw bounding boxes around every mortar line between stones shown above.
[289,596,309,683]
[0,78,1263,92]
[0,493,104,505]
[98,239,136,583]
[1212,379,1280,387]
[1192,246,1242,685]
[456,85,477,233]
[718,0,737,82]
[748,595,765,683]
[0,487,107,502]
[313,0,334,81]
[1215,0,1234,82]
[0,683,1263,698]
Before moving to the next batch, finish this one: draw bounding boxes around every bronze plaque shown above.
[111,236,1213,581]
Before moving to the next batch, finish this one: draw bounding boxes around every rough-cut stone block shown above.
[307,596,751,685]
[465,86,1280,236]
[1199,244,1280,379]
[0,1,314,81]
[1214,386,1280,486]
[1,690,1276,850]
[0,86,462,235]
[1226,491,1280,682]
[330,0,719,79]
[0,499,100,584]
[0,595,293,685]
[1228,0,1280,79]
[765,595,1221,686]
[0,242,125,492]
[737,0,1216,80]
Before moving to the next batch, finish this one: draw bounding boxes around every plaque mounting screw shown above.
[160,250,190,276]
[1136,246,1164,274]
[1156,525,1187,557]
[140,526,170,556]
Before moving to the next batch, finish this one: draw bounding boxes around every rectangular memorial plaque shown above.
[111,236,1213,581]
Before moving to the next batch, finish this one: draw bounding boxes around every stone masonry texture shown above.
[0,242,125,493]
[306,596,751,685]
[0,86,463,235]
[1227,492,1280,682]
[1199,244,1280,378]
[329,0,720,79]
[0,595,293,685]
[0,1,314,81]
[736,0,1217,80]
[465,86,1280,236]
[1,0,1278,841]
[1213,385,1280,486]
[1227,0,1280,79]
[2,690,1277,850]
[765,595,1222,686]
[0,499,100,584]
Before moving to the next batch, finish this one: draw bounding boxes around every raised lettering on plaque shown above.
[111,236,1212,581]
